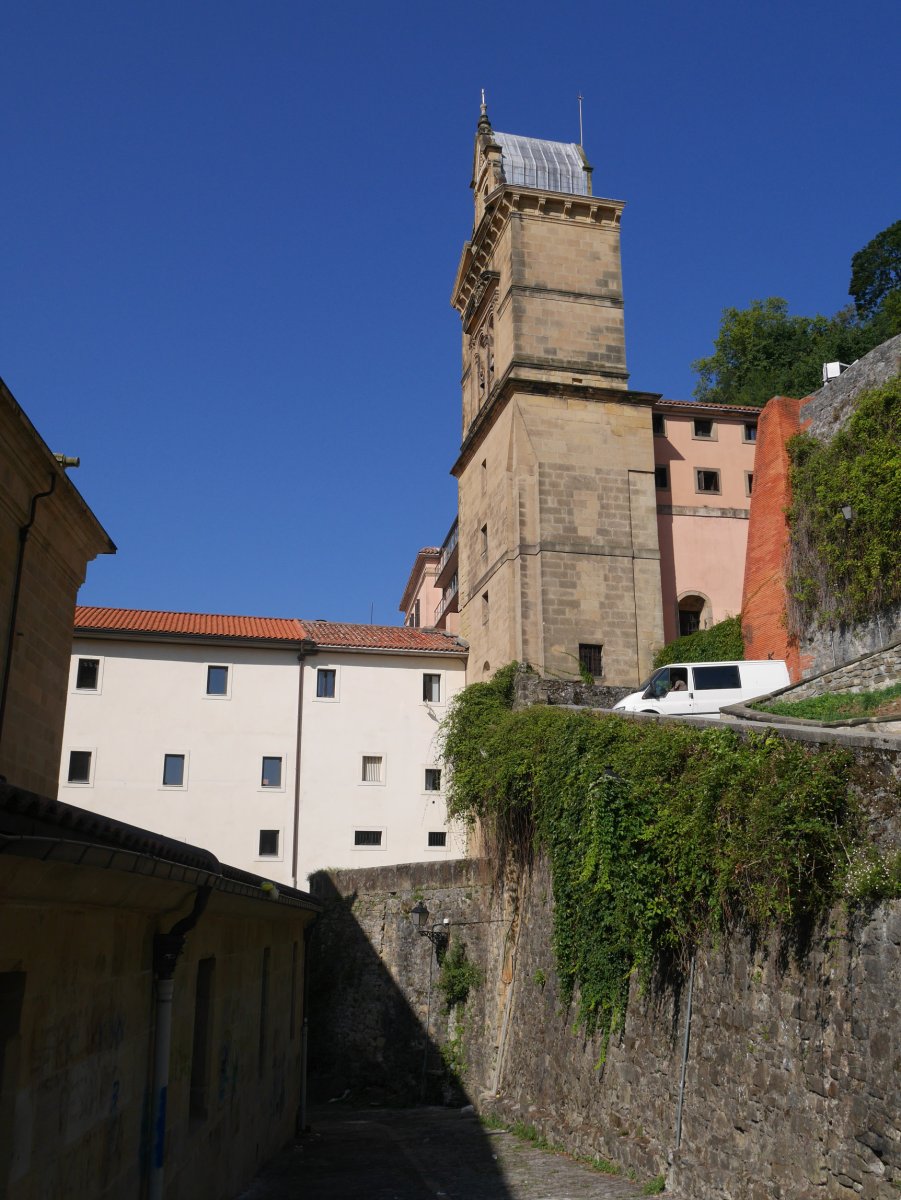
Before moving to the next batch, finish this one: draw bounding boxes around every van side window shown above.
[693,665,741,690]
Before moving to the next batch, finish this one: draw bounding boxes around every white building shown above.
[59,607,468,886]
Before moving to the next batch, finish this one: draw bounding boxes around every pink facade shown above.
[398,531,460,634]
[653,401,758,644]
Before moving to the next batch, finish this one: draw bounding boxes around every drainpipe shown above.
[0,473,57,763]
[291,639,317,889]
[149,886,212,1200]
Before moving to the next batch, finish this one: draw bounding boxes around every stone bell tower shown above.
[450,100,664,684]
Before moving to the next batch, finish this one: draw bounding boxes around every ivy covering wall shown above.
[787,376,901,632]
[441,666,899,1053]
[652,614,744,668]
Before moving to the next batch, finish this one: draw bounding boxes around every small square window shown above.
[67,750,92,783]
[354,829,383,847]
[261,757,282,788]
[206,665,228,696]
[696,469,721,494]
[428,831,447,848]
[259,829,280,857]
[654,465,669,490]
[425,768,442,792]
[162,754,185,787]
[76,658,99,690]
[578,643,603,678]
[743,423,758,443]
[693,418,714,439]
[746,471,754,496]
[652,413,666,437]
[362,755,382,783]
[317,668,336,699]
[422,673,441,703]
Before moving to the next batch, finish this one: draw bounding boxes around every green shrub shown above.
[653,615,744,668]
[437,940,483,1012]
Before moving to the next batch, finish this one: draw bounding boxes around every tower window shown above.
[482,592,489,625]
[654,465,669,490]
[696,469,721,494]
[652,413,666,437]
[480,523,488,558]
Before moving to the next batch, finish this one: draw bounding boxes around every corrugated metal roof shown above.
[495,132,589,196]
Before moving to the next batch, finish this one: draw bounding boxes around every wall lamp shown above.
[411,901,449,959]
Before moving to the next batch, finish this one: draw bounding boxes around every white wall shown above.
[59,638,467,886]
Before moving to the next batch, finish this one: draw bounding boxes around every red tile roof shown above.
[74,607,304,641]
[300,620,465,654]
[74,607,467,655]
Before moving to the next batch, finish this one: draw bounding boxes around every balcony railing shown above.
[434,575,459,625]
[436,518,458,579]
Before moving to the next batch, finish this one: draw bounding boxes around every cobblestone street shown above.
[237,1106,649,1200]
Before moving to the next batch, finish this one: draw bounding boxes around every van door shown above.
[643,667,695,716]
[690,663,742,715]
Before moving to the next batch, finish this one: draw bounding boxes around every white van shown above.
[612,660,789,719]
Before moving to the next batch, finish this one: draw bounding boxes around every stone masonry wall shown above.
[309,725,901,1199]
[781,636,901,703]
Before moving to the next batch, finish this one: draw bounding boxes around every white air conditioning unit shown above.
[822,361,851,384]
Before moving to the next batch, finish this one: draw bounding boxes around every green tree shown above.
[849,219,901,321]
[692,222,901,408]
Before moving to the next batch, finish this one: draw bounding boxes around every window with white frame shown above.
[361,755,383,784]
[67,750,93,784]
[261,756,283,788]
[354,829,384,847]
[162,754,185,787]
[258,829,280,857]
[428,831,447,848]
[316,668,336,699]
[422,673,441,703]
[424,768,442,792]
[76,658,100,690]
[206,665,229,696]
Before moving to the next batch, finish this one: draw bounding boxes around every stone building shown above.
[449,102,664,685]
[0,376,114,794]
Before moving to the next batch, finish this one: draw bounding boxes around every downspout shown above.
[149,886,212,1200]
[0,474,57,761]
[291,638,317,889]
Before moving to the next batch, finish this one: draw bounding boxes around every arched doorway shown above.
[676,593,711,637]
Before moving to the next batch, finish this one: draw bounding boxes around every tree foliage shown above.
[850,219,901,320]
[692,221,901,407]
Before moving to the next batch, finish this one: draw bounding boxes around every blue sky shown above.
[2,1,898,624]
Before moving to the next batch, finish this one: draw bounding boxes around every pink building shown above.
[653,400,758,643]
[399,521,460,634]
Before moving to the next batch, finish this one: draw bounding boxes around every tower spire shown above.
[477,88,492,135]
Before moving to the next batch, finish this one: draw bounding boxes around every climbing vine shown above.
[441,667,869,1052]
[652,614,744,668]
[786,376,901,632]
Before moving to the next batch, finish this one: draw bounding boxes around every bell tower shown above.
[451,100,664,684]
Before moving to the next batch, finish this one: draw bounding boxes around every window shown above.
[480,523,488,558]
[481,458,487,493]
[422,673,441,703]
[354,829,383,847]
[652,413,666,437]
[693,418,715,439]
[696,469,721,494]
[407,599,420,628]
[693,664,741,690]
[482,591,489,625]
[76,658,99,690]
[743,423,758,443]
[428,831,447,848]
[258,829,280,856]
[67,750,92,783]
[579,643,603,678]
[190,958,215,1120]
[162,754,185,787]
[424,768,442,792]
[746,471,754,496]
[654,465,669,490]
[206,665,228,696]
[261,757,282,788]
[316,668,336,699]
[361,755,382,783]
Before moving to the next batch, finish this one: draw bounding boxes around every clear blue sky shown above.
[2,1,898,624]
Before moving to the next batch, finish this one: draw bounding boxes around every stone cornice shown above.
[656,504,751,520]
[451,186,625,315]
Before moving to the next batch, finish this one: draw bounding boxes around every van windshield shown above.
[642,667,689,700]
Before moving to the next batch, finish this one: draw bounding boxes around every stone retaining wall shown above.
[512,671,631,710]
[309,725,901,1198]
[786,637,901,702]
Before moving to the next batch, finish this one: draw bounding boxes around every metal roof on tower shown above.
[493,131,589,196]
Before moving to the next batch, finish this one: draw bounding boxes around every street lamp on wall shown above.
[410,901,449,960]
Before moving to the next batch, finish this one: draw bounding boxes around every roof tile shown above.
[74,607,304,641]
[300,620,465,654]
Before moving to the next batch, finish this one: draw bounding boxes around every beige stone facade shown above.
[451,110,663,684]
[0,378,114,794]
